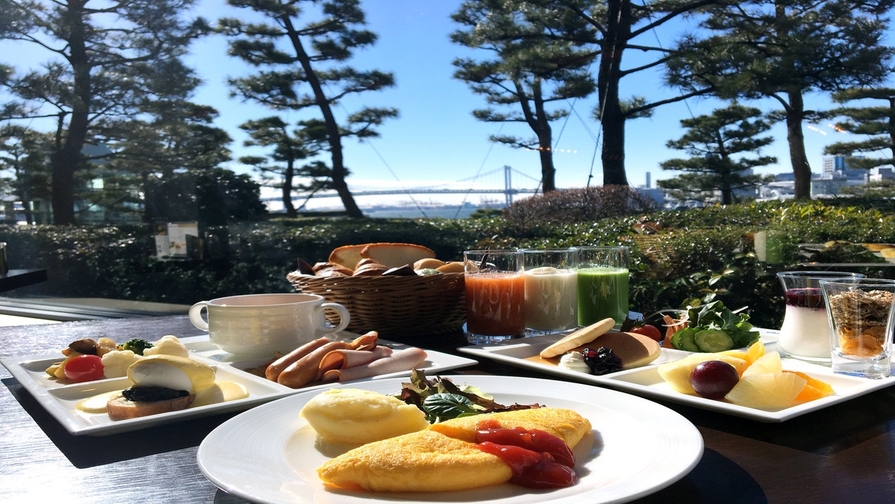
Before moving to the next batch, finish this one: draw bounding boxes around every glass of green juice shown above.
[574,246,629,327]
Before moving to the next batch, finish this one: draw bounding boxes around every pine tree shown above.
[0,0,209,224]
[658,103,776,204]
[219,0,398,218]
[666,0,895,199]
[239,116,332,217]
[823,88,895,170]
[451,0,597,192]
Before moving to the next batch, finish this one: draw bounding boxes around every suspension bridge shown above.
[264,165,543,207]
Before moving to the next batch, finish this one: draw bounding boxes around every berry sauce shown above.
[784,288,825,309]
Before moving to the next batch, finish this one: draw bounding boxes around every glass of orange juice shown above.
[464,249,525,343]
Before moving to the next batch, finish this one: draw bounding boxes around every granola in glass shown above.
[827,289,895,357]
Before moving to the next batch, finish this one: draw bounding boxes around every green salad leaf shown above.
[398,369,542,423]
[684,300,760,350]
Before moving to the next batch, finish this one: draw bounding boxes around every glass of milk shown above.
[777,271,864,362]
[520,248,579,335]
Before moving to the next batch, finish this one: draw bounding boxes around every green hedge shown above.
[2,199,894,329]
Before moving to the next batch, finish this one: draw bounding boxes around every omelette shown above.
[316,407,592,492]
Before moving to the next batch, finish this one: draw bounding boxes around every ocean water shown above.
[363,206,501,219]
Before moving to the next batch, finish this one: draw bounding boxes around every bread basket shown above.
[287,271,466,338]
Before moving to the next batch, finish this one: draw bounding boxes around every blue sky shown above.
[3,0,890,209]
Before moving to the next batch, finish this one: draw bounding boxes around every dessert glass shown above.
[776,271,864,362]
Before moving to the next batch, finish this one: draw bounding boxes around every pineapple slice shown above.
[742,351,783,376]
[725,372,807,410]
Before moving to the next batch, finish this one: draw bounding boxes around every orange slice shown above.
[788,371,835,403]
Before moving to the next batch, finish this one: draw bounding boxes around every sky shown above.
[3,0,892,210]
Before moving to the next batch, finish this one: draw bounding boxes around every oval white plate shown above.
[198,375,703,504]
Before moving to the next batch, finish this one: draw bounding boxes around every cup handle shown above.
[317,302,351,334]
[188,302,210,331]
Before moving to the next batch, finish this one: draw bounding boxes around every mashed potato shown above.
[300,388,428,445]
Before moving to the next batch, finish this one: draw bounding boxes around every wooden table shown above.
[2,316,894,502]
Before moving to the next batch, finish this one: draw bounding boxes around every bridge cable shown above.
[451,122,504,218]
[322,83,432,218]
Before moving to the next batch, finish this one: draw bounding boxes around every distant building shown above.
[868,165,895,182]
[812,155,867,196]
[636,171,665,206]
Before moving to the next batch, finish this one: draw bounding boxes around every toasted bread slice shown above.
[539,318,615,359]
[106,393,194,421]
[329,243,436,270]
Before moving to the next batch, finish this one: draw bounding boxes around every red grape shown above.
[690,360,739,399]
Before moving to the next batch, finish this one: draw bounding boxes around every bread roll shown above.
[330,243,436,270]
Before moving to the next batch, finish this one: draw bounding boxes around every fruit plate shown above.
[458,330,895,422]
[0,335,477,436]
[198,375,703,504]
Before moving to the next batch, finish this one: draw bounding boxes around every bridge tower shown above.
[504,165,514,206]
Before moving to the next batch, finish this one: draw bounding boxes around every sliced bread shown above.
[329,243,436,270]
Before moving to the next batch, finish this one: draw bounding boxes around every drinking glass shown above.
[464,250,525,343]
[820,278,895,379]
[776,271,864,362]
[574,246,629,327]
[520,248,578,334]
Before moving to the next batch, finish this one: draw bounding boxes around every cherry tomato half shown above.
[631,324,663,342]
[63,354,105,382]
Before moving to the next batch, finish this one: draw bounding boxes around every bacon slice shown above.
[321,347,428,383]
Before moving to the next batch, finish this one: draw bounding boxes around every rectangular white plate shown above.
[458,329,895,422]
[2,335,477,436]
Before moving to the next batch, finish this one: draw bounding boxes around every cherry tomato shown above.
[631,324,662,342]
[63,354,105,382]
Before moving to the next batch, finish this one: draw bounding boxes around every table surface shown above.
[0,268,47,293]
[3,316,895,503]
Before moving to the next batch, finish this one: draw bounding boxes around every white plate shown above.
[459,329,895,422]
[1,336,477,436]
[197,375,703,504]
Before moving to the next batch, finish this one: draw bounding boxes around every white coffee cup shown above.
[188,293,350,356]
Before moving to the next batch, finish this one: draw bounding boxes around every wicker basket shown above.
[287,271,466,338]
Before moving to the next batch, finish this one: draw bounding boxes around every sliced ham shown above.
[276,332,379,388]
[321,347,428,383]
[316,346,393,379]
